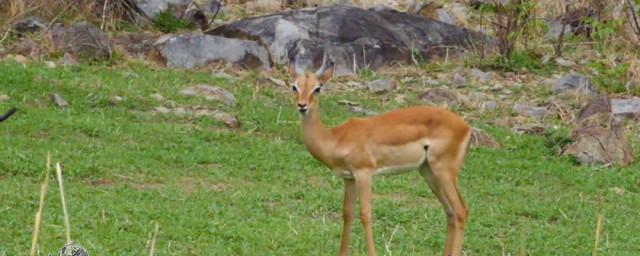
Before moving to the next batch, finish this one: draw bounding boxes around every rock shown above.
[367,79,396,93]
[61,52,80,66]
[49,22,112,60]
[555,58,576,67]
[544,19,572,40]
[12,54,28,64]
[337,99,358,105]
[468,68,492,81]
[418,87,458,105]
[9,38,39,56]
[338,100,378,116]
[563,112,632,167]
[112,31,157,58]
[482,101,497,109]
[423,77,440,87]
[132,0,190,17]
[0,95,10,101]
[184,1,224,31]
[268,77,286,87]
[542,77,556,87]
[50,94,68,107]
[435,8,455,25]
[611,97,640,115]
[152,34,270,70]
[174,107,186,115]
[12,16,46,33]
[442,3,469,27]
[467,92,492,101]
[180,84,236,107]
[469,127,498,149]
[207,4,493,76]
[512,124,545,134]
[347,81,364,88]
[45,61,56,68]
[563,95,632,166]
[552,72,596,94]
[451,72,466,88]
[155,106,171,113]
[150,93,164,101]
[213,112,239,128]
[577,94,610,121]
[513,82,522,90]
[109,96,125,104]
[513,102,549,117]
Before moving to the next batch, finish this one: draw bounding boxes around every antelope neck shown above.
[300,106,335,163]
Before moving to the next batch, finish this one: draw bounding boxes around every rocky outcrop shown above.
[48,22,112,60]
[151,34,270,69]
[563,94,633,167]
[207,4,493,75]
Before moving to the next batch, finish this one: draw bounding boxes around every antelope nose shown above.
[297,103,307,108]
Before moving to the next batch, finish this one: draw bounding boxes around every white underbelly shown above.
[372,161,421,176]
[333,153,426,179]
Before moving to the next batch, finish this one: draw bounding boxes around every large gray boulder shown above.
[152,34,270,69]
[133,0,190,17]
[207,4,493,76]
[551,72,596,95]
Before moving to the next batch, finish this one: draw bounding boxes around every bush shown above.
[151,4,192,33]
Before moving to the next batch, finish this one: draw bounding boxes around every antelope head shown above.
[288,53,335,115]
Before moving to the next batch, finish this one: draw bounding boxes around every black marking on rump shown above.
[423,144,429,151]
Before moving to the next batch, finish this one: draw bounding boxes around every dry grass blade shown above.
[56,162,72,244]
[592,214,604,256]
[29,152,52,256]
[149,222,160,256]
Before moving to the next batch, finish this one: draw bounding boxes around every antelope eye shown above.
[292,85,298,92]
[313,87,322,94]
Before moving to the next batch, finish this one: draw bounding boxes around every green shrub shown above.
[151,4,192,33]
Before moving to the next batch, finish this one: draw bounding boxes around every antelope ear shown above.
[287,56,297,79]
[319,60,334,83]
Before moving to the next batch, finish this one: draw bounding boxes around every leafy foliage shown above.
[151,4,192,33]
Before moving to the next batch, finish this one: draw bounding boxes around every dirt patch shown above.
[89,178,114,186]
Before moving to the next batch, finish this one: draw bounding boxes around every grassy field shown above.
[1,59,639,255]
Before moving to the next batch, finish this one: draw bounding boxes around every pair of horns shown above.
[290,52,332,76]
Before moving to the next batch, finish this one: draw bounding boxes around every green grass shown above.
[1,60,639,255]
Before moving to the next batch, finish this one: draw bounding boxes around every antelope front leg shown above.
[339,178,357,256]
[354,173,376,256]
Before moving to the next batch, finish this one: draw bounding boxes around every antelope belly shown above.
[372,158,424,176]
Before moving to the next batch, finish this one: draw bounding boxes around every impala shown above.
[288,54,472,256]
